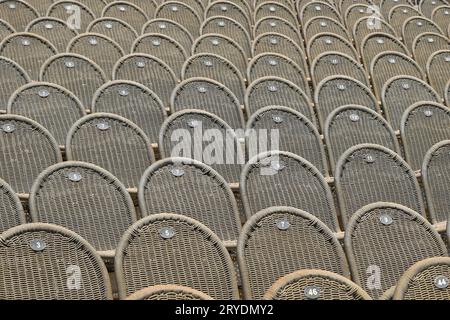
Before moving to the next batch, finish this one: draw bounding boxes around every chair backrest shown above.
[0,19,15,43]
[0,0,38,32]
[353,16,397,47]
[125,0,158,17]
[47,0,95,33]
[22,0,53,15]
[87,18,138,54]
[343,4,373,31]
[426,49,450,97]
[238,206,349,300]
[0,223,113,300]
[402,16,443,51]
[101,1,148,33]
[382,0,414,19]
[254,2,297,26]
[155,1,201,37]
[126,285,214,300]
[446,80,450,106]
[345,202,448,299]
[25,17,78,52]
[0,178,25,233]
[253,16,303,45]
[29,161,137,258]
[300,1,341,25]
[115,213,239,300]
[412,32,450,70]
[0,56,30,112]
[360,32,410,68]
[304,16,350,43]
[205,1,251,34]
[388,4,420,35]
[307,32,358,62]
[430,4,450,31]
[264,269,372,300]
[77,0,107,17]
[420,0,449,18]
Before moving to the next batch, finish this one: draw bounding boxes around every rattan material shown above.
[0,178,25,233]
[0,19,15,42]
[115,213,240,300]
[352,16,398,48]
[379,286,396,300]
[101,1,148,34]
[205,1,251,34]
[246,106,329,175]
[245,76,315,123]
[254,2,297,26]
[345,202,447,299]
[0,0,38,32]
[47,0,95,33]
[126,285,214,300]
[0,115,62,194]
[360,32,410,68]
[0,32,58,80]
[142,19,194,54]
[125,0,158,17]
[77,0,107,17]
[300,1,341,26]
[238,206,349,300]
[402,16,444,51]
[40,53,107,109]
[340,0,373,16]
[25,17,78,52]
[138,157,241,246]
[92,80,167,144]
[66,113,155,189]
[227,0,252,15]
[24,0,54,15]
[87,18,138,54]
[112,53,178,108]
[240,151,339,230]
[7,82,86,146]
[412,32,450,70]
[263,269,372,300]
[382,0,413,19]
[307,32,358,62]
[445,80,450,106]
[0,223,113,300]
[401,101,450,171]
[170,77,245,129]
[304,16,351,43]
[430,5,450,32]
[155,1,202,38]
[253,16,303,46]
[388,4,421,35]
[324,105,400,173]
[426,49,450,98]
[420,0,449,17]
[0,56,30,113]
[343,4,373,31]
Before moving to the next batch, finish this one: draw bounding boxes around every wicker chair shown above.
[226,0,252,15]
[101,1,148,34]
[430,5,450,32]
[381,0,414,19]
[92,80,166,144]
[0,115,62,194]
[40,53,107,110]
[125,0,158,17]
[66,113,155,189]
[401,101,450,171]
[238,206,349,299]
[0,178,25,233]
[254,2,297,26]
[311,51,370,88]
[340,0,373,16]
[7,82,86,146]
[304,16,351,43]
[24,0,54,15]
[87,18,139,54]
[247,53,311,99]
[47,0,95,33]
[388,4,421,35]
[155,1,202,38]
[0,223,113,300]
[112,53,178,108]
[0,56,30,113]
[343,4,373,31]
[170,78,245,129]
[115,213,239,300]
[300,1,341,26]
[182,53,246,103]
[132,34,187,78]
[370,51,426,100]
[381,75,441,131]
[245,76,315,123]
[138,157,241,246]
[0,0,38,32]
[126,285,214,300]
[0,32,57,81]
[77,0,107,17]
[352,16,398,48]
[25,17,78,52]
[419,0,449,17]
[314,75,379,130]
[324,105,400,173]
[0,19,14,43]
[142,19,194,54]
[264,269,372,300]
[307,32,358,62]
[335,144,425,226]
[345,202,448,299]
[240,151,339,230]
[192,33,248,73]
[402,16,444,51]
[253,16,303,46]
[426,49,450,98]
[205,1,251,34]
[412,32,450,70]
[246,106,328,176]
[67,33,124,79]
[360,32,410,68]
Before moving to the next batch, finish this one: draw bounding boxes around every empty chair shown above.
[412,32,450,70]
[115,213,239,299]
[142,19,194,54]
[193,34,247,73]
[0,178,25,233]
[0,57,30,113]
[382,0,414,19]
[205,1,251,34]
[170,78,245,129]
[238,206,349,300]
[0,115,62,194]
[47,0,95,33]
[343,4,374,31]
[427,50,450,97]
[388,4,421,35]
[87,18,138,54]
[40,53,107,109]
[125,0,158,17]
[138,158,241,246]
[335,144,425,225]
[0,0,38,32]
[24,0,54,15]
[77,0,107,16]
[420,0,449,17]
[325,106,400,173]
[264,269,372,300]
[101,1,147,33]
[314,76,379,129]
[382,76,441,131]
[66,113,155,189]
[245,77,315,123]
[126,285,213,300]
[67,33,124,78]
[113,53,178,108]
[155,1,202,38]
[360,32,410,68]
[300,1,341,25]
[304,16,351,42]
[254,2,297,26]
[25,17,78,52]
[345,202,447,299]
[311,51,370,87]
[225,0,251,15]
[340,0,373,16]
[352,16,397,48]
[430,4,450,32]
[0,19,14,43]
[182,53,246,103]
[0,223,113,300]
[240,151,339,230]
[7,82,86,146]
[307,33,358,62]
[402,16,444,51]
[0,33,57,80]
[132,34,187,78]
[253,17,303,46]
[401,101,450,171]
[246,106,328,175]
